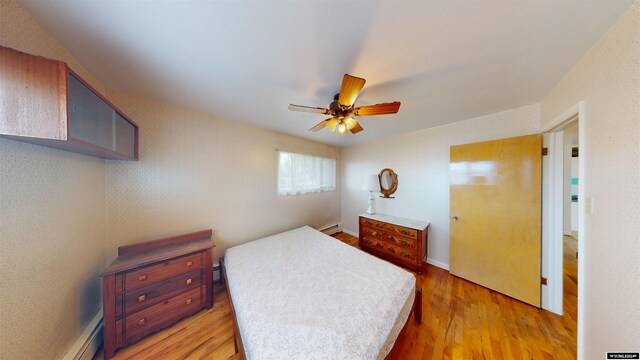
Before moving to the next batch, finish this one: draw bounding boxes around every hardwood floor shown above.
[94,232,577,360]
[563,235,578,331]
[93,282,236,360]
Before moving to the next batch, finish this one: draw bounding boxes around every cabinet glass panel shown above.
[114,113,136,158]
[67,73,114,150]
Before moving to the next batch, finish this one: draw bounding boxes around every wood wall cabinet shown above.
[0,45,138,160]
[102,230,214,359]
[359,213,429,273]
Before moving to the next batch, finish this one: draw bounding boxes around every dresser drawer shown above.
[124,286,204,345]
[122,269,204,316]
[124,253,203,291]
[360,227,417,249]
[360,218,417,239]
[361,236,418,263]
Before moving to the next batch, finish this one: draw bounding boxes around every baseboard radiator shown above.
[319,223,341,235]
[63,310,104,360]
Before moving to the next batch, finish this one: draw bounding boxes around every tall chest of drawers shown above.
[102,230,214,359]
[359,214,429,273]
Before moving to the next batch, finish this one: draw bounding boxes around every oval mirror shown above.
[378,168,398,198]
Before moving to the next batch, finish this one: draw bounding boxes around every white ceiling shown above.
[18,0,633,147]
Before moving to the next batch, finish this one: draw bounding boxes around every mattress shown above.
[224,226,416,360]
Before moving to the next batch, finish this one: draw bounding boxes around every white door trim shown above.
[542,102,580,132]
[541,131,564,314]
[541,100,585,359]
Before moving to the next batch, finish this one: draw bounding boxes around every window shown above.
[278,151,336,196]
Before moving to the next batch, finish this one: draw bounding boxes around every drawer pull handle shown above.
[401,240,408,246]
[138,294,146,302]
[138,318,146,326]
[185,298,192,305]
[186,261,193,267]
[186,278,192,285]
[138,274,147,281]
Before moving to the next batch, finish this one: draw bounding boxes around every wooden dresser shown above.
[359,214,429,273]
[102,230,214,359]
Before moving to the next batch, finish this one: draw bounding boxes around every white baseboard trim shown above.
[63,309,103,360]
[426,257,450,271]
[342,229,358,237]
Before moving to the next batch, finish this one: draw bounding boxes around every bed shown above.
[222,226,422,360]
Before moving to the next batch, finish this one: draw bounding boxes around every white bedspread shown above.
[224,226,416,360]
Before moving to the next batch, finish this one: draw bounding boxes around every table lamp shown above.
[362,174,381,214]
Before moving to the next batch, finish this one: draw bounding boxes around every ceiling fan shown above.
[288,74,401,135]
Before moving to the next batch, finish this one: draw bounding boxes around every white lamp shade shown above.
[362,174,381,192]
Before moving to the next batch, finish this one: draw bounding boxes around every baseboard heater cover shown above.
[63,309,103,360]
[319,223,341,235]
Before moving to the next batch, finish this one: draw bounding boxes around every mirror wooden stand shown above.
[378,168,398,198]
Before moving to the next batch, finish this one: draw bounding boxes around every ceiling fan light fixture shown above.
[337,122,347,135]
[326,118,338,132]
[345,116,356,130]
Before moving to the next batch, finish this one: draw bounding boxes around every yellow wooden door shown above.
[450,134,542,307]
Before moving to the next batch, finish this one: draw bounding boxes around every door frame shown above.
[541,130,564,313]
[541,101,585,357]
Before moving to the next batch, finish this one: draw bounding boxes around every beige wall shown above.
[540,1,639,357]
[103,90,341,263]
[341,104,540,269]
[0,1,107,359]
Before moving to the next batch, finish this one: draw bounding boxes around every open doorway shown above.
[541,101,585,357]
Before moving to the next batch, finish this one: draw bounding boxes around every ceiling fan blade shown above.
[309,118,332,132]
[349,119,364,134]
[338,74,366,107]
[326,118,339,132]
[354,102,401,116]
[289,104,330,114]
